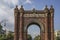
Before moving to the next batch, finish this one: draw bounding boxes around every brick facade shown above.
[14,5,54,40]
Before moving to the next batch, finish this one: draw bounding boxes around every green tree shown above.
[56,36,60,40]
[6,32,14,40]
[27,34,32,40]
[0,24,2,31]
[0,31,14,40]
[0,34,7,40]
[34,35,40,40]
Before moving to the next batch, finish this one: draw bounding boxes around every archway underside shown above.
[26,23,44,40]
[27,24,40,40]
[23,18,45,40]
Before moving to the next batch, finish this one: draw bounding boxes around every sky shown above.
[28,24,40,38]
[0,0,60,38]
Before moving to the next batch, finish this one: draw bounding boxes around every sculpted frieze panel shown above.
[23,14,45,17]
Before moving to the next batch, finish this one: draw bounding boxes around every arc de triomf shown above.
[14,5,54,40]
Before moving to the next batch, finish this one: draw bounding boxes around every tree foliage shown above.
[0,34,7,40]
[27,34,32,40]
[0,31,14,40]
[56,36,60,40]
[0,24,2,31]
[6,32,14,40]
[34,35,40,40]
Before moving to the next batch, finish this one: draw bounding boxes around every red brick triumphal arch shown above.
[14,5,54,40]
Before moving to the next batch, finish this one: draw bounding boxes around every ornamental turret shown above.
[32,8,36,13]
[20,5,24,13]
[49,5,54,16]
[14,5,19,16]
[44,5,49,13]
[50,5,54,13]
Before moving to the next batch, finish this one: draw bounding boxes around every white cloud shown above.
[26,0,32,4]
[4,0,18,5]
[28,25,40,38]
[0,5,8,20]
[0,4,13,21]
[0,0,32,32]
[24,0,32,4]
[0,1,14,31]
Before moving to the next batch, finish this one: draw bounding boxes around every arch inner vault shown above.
[27,24,40,39]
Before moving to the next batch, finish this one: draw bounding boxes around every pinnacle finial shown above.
[44,5,48,10]
[33,8,35,11]
[50,5,54,10]
[50,5,54,13]
[32,8,36,13]
[20,5,24,13]
[14,5,18,11]
[16,5,18,8]
[45,5,47,8]
[44,5,49,13]
[14,5,18,10]
[14,5,18,16]
[21,5,23,8]
[51,5,53,8]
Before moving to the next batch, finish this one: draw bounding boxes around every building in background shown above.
[54,30,60,40]
[55,30,60,37]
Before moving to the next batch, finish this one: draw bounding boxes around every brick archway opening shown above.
[26,23,41,40]
[26,22,42,40]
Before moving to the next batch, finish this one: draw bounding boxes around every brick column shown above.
[44,13,49,40]
[44,5,50,40]
[50,5,54,40]
[47,13,54,40]
[19,13,23,40]
[24,31,27,40]
[19,5,24,40]
[14,5,19,40]
[14,16,18,40]
[41,32,45,40]
[50,14,54,40]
